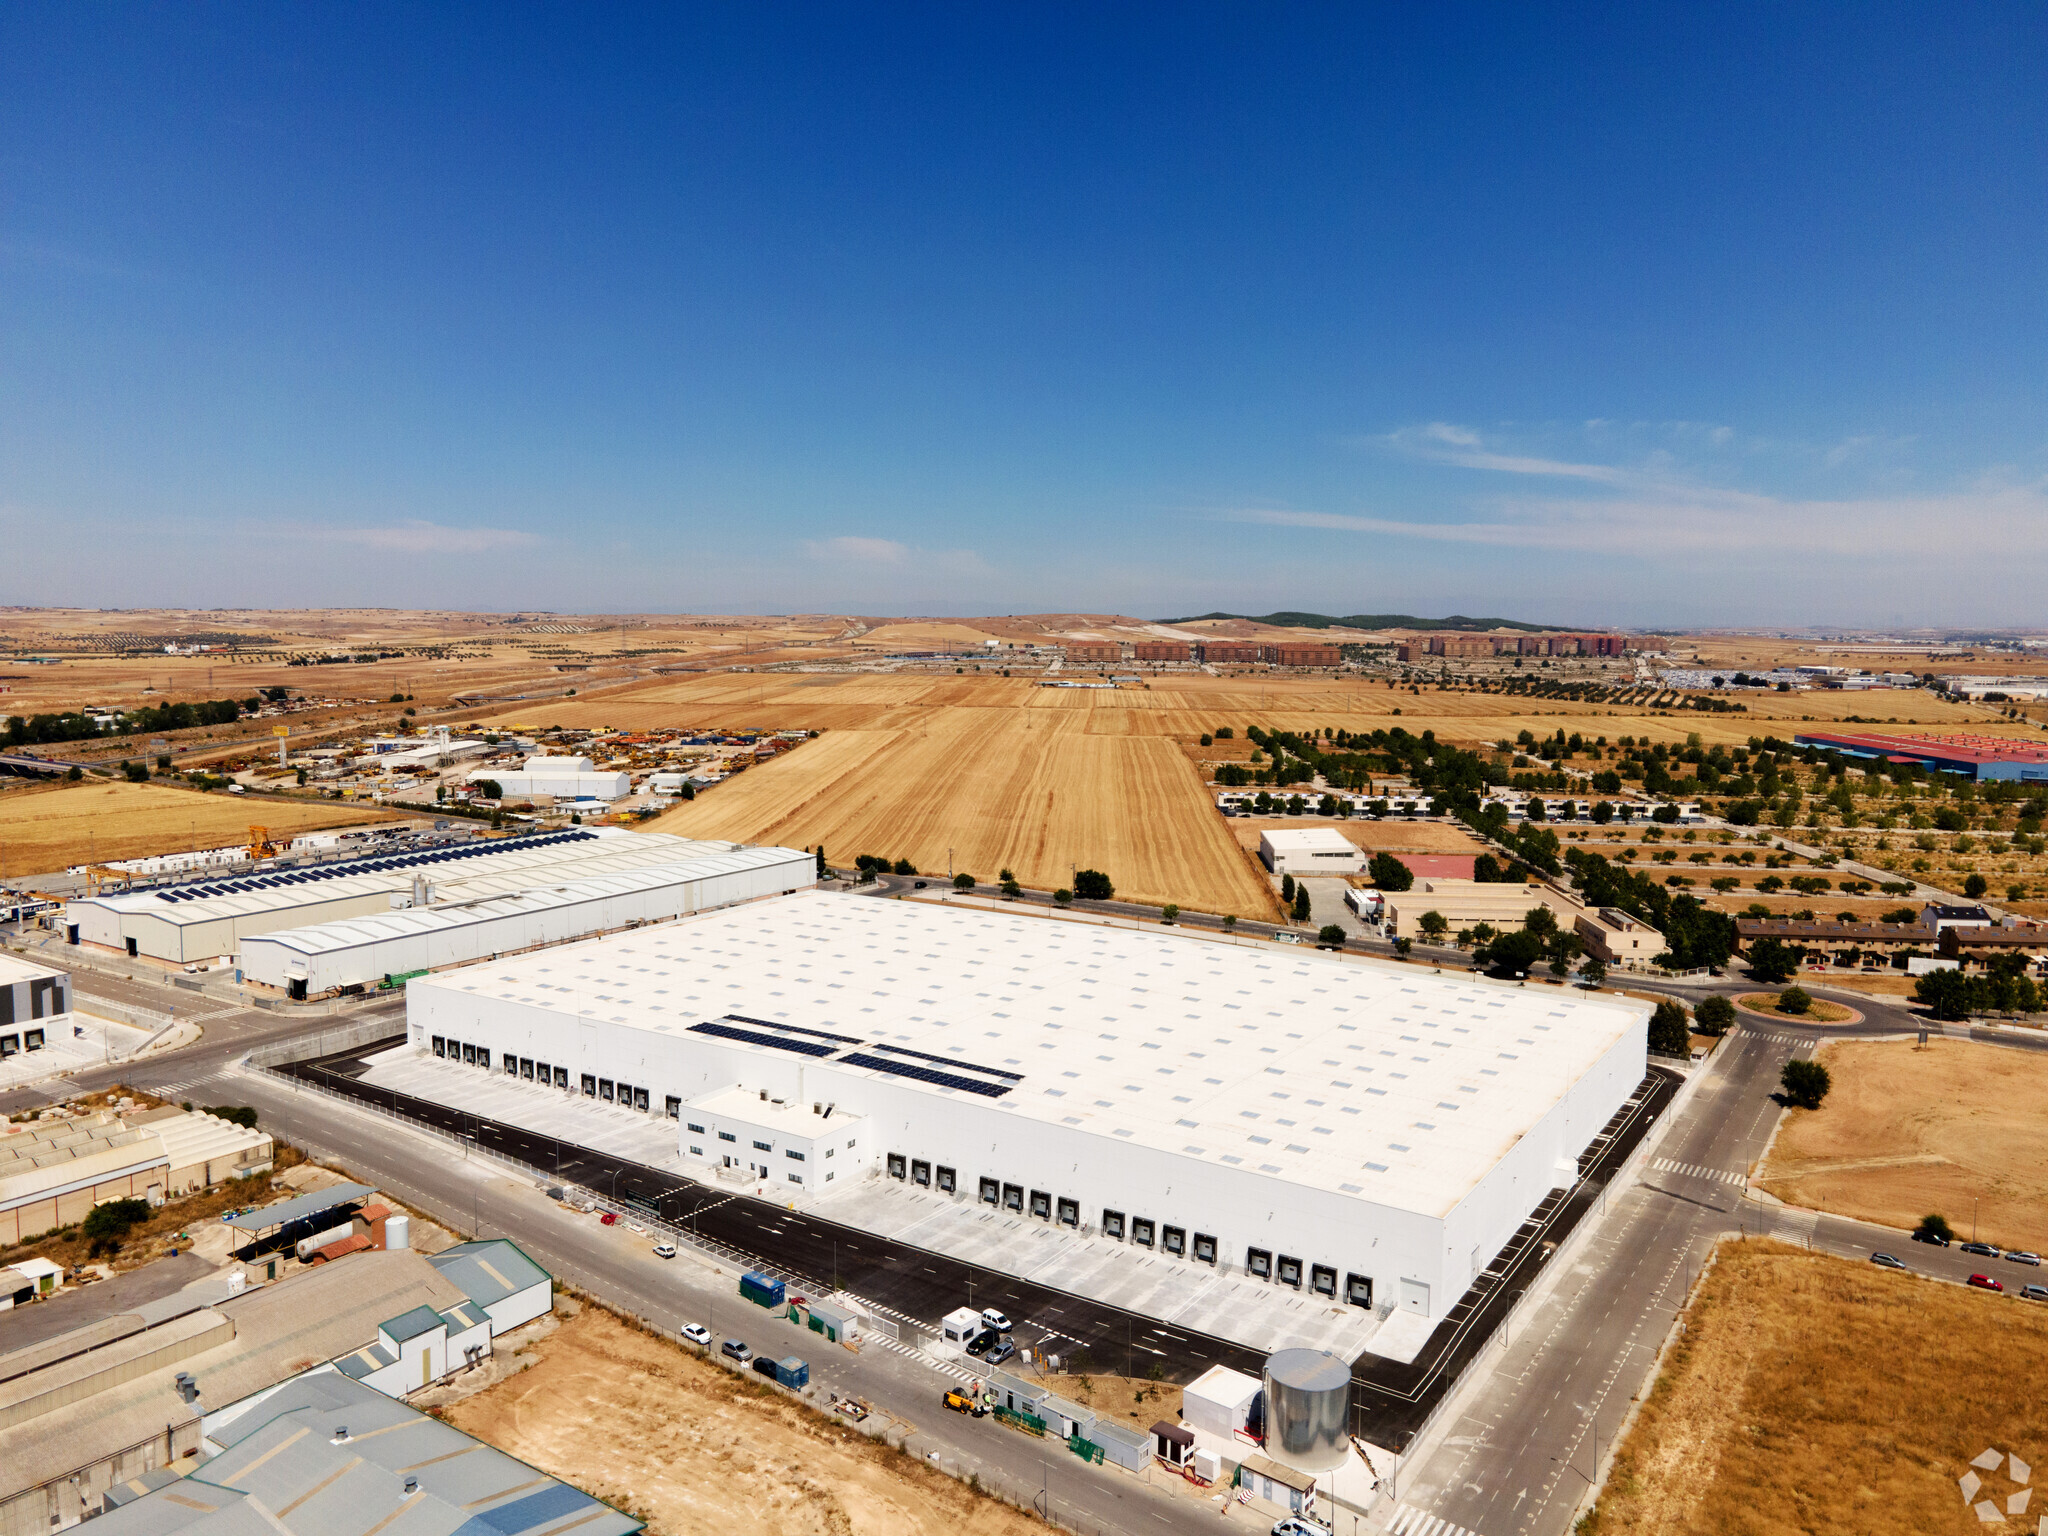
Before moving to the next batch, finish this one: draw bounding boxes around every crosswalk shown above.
[1650,1156,1746,1186]
[147,1073,221,1097]
[1744,1029,1817,1047]
[858,1329,981,1382]
[1387,1502,1484,1536]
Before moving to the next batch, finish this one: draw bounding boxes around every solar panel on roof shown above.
[870,1041,1023,1081]
[725,1013,863,1045]
[688,1021,837,1057]
[835,1051,1013,1097]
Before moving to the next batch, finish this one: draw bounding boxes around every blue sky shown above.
[3,5,2044,626]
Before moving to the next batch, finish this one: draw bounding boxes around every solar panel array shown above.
[869,1040,1023,1081]
[150,829,598,903]
[726,1013,863,1046]
[688,1020,838,1058]
[835,1051,1014,1098]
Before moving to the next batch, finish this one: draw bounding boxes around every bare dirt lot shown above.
[1584,1240,2048,1536]
[443,1305,1066,1536]
[1755,1038,2048,1252]
[0,779,403,878]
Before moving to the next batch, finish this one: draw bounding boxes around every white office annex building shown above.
[408,893,1648,1320]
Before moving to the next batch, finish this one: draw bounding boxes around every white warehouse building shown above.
[466,755,631,801]
[405,892,1647,1320]
[1259,828,1367,876]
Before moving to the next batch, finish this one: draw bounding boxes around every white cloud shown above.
[803,535,910,563]
[290,519,540,555]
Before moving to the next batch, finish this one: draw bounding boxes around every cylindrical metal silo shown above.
[1262,1349,1350,1470]
[385,1212,411,1251]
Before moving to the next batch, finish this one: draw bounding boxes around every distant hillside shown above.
[1161,611,1556,634]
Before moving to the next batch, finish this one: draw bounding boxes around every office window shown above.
[846,1138,857,1149]
[935,1165,955,1193]
[912,1159,931,1186]
[1276,1255,1303,1289]
[1246,1247,1272,1279]
[1131,1217,1155,1248]
[789,1173,802,1184]
[825,1147,835,1159]
[718,1131,737,1143]
[1312,1264,1337,1298]
[786,1149,805,1161]
[689,1145,703,1157]
[687,1122,706,1134]
[887,1154,907,1180]
[1029,1189,1051,1219]
[666,1096,682,1119]
[980,1177,1001,1206]
[1056,1197,1079,1227]
[1193,1233,1217,1265]
[582,1074,597,1096]
[599,1079,614,1102]
[1102,1209,1125,1240]
[1163,1225,1186,1256]
[753,1140,773,1152]
[1002,1182,1024,1212]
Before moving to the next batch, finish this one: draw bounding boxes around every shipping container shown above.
[774,1356,809,1389]
[739,1269,786,1309]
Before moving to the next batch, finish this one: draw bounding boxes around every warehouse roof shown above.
[88,1372,641,1536]
[1258,827,1361,853]
[68,829,745,932]
[417,892,1646,1219]
[222,1181,375,1231]
[0,953,66,986]
[240,845,808,961]
[427,1239,549,1308]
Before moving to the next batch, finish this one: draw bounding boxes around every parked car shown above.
[722,1339,754,1362]
[652,1242,676,1259]
[980,1308,1013,1333]
[1960,1242,2001,1258]
[1272,1519,1333,1536]
[681,1324,711,1347]
[1869,1252,1907,1270]
[1967,1274,2004,1293]
[2005,1251,2042,1267]
[965,1330,999,1358]
[1911,1228,1950,1247]
[984,1339,1017,1366]
[2023,1285,2048,1303]
[599,1212,619,1226]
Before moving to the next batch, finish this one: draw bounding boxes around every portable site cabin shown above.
[807,1298,858,1343]
[1039,1394,1096,1442]
[1238,1454,1318,1516]
[941,1307,981,1349]
[2,1257,62,1308]
[1095,1421,1151,1471]
[987,1367,1048,1421]
[740,1269,785,1309]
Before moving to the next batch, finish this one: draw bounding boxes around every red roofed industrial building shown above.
[1792,731,2048,783]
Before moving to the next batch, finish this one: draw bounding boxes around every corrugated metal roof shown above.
[222,1182,375,1231]
[427,1240,549,1309]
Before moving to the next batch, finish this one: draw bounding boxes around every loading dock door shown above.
[1399,1278,1430,1316]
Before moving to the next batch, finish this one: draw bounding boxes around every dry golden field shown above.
[0,780,403,879]
[1756,1038,2048,1253]
[648,714,1281,917]
[1583,1239,2048,1536]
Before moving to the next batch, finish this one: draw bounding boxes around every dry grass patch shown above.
[1734,992,1858,1024]
[442,1305,1054,1536]
[0,780,403,878]
[1757,1038,2048,1253]
[1584,1239,2048,1536]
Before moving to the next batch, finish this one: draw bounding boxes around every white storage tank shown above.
[385,1212,411,1250]
[1262,1348,1350,1470]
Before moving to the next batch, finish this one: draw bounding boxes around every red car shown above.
[1968,1273,2004,1293]
[599,1212,619,1226]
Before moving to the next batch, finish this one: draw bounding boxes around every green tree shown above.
[1962,872,1989,899]
[815,846,828,879]
[1002,879,1022,899]
[1693,995,1735,1035]
[1523,905,1560,940]
[1073,869,1114,901]
[1915,1213,1954,1244]
[1221,913,1236,931]
[1776,985,1812,1015]
[1913,966,1973,1021]
[1292,885,1312,923]
[1160,903,1179,923]
[1054,888,1073,907]
[476,779,503,799]
[82,1197,150,1253]
[1747,937,1802,983]
[1317,924,1347,948]
[1418,910,1449,943]
[1367,852,1413,891]
[1280,873,1296,906]
[1780,1058,1831,1109]
[1477,928,1544,976]
[200,1105,259,1129]
[894,858,918,875]
[1579,955,1607,987]
[952,872,976,891]
[1648,999,1690,1056]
